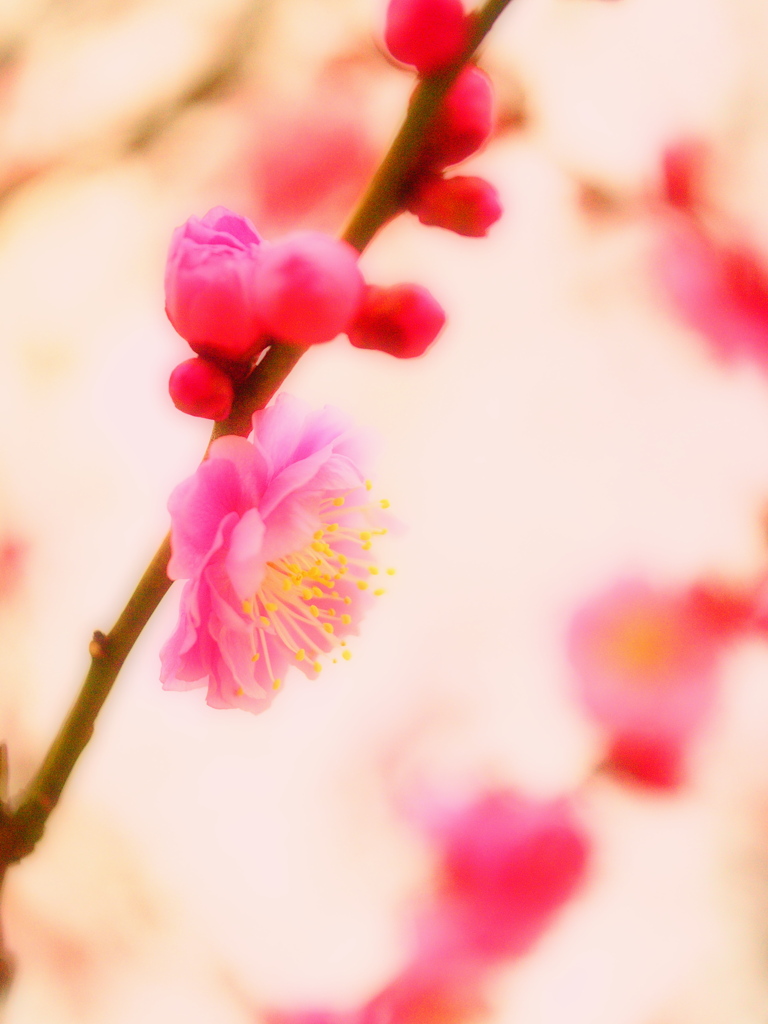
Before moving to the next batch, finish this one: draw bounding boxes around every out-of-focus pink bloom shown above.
[407,174,502,236]
[568,578,748,788]
[384,0,469,76]
[165,207,266,363]
[418,66,494,171]
[348,284,446,358]
[419,792,590,960]
[659,140,707,213]
[0,538,25,601]
[358,960,486,1024]
[656,220,768,371]
[252,232,365,346]
[250,89,379,236]
[168,356,234,421]
[161,394,388,712]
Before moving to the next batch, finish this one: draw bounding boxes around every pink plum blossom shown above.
[168,356,234,421]
[160,394,389,712]
[655,218,768,372]
[165,207,266,364]
[252,232,365,346]
[568,578,749,788]
[414,791,590,962]
[384,0,469,76]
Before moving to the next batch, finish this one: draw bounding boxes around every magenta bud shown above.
[419,65,494,170]
[252,232,365,345]
[165,207,266,363]
[348,283,446,358]
[385,0,469,75]
[169,357,234,421]
[409,174,502,236]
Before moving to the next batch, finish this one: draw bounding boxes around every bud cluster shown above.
[384,0,503,237]
[165,209,447,420]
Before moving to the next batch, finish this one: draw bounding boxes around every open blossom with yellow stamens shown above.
[160,394,391,712]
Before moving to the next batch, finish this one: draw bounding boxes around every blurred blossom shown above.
[0,537,26,602]
[567,578,752,789]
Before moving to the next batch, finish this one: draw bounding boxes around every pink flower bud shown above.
[252,232,365,345]
[408,174,502,236]
[604,733,685,791]
[348,283,446,358]
[385,0,469,75]
[168,357,234,421]
[419,66,494,170]
[165,207,265,363]
[426,793,590,960]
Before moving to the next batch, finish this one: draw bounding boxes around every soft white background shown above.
[1,0,768,1020]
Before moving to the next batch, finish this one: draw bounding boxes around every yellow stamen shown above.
[295,649,306,661]
[272,678,282,690]
[380,499,390,509]
[309,605,320,617]
[313,530,324,540]
[313,662,322,673]
[342,650,352,661]
[260,616,270,626]
[365,480,372,491]
[357,580,368,590]
[386,568,396,575]
[332,497,344,506]
[343,596,352,605]
[242,600,253,615]
[323,623,334,634]
[265,602,278,612]
[369,567,379,575]
[374,588,385,596]
[251,653,260,662]
[360,532,371,541]
[341,614,351,625]
[235,686,244,696]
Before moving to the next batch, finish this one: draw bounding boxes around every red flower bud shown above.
[419,65,494,170]
[348,283,446,358]
[385,0,469,75]
[252,232,365,345]
[169,357,234,421]
[408,174,502,236]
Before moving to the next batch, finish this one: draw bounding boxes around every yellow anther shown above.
[327,608,336,616]
[295,649,306,661]
[338,567,347,575]
[374,588,385,596]
[251,653,260,662]
[260,616,271,626]
[332,591,340,598]
[343,596,352,605]
[386,568,396,575]
[282,580,292,591]
[242,600,253,615]
[360,531,371,541]
[236,686,244,696]
[302,588,313,600]
[369,567,379,575]
[323,622,334,634]
[265,602,278,612]
[313,662,322,673]
[312,541,324,552]
[340,640,347,646]
[365,479,373,491]
[327,523,339,532]
[314,530,324,540]
[357,580,368,590]
[341,614,351,625]
[272,678,282,690]
[312,586,323,597]
[380,499,390,509]
[342,650,352,661]
[332,497,344,506]
[362,542,372,551]
[338,554,348,565]
[309,605,320,617]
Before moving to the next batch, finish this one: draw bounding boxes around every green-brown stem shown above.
[2,0,514,920]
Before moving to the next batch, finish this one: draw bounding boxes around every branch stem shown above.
[2,0,514,898]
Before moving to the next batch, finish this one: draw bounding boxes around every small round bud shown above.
[165,207,266,363]
[384,0,469,75]
[419,65,494,170]
[253,232,365,345]
[348,283,446,358]
[169,357,234,421]
[409,174,503,236]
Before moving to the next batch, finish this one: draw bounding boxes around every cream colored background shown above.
[2,0,768,1020]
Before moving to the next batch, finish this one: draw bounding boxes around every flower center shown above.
[238,486,394,690]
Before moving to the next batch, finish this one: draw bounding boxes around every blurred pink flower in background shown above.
[567,577,752,789]
[653,140,768,375]
[161,394,386,712]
